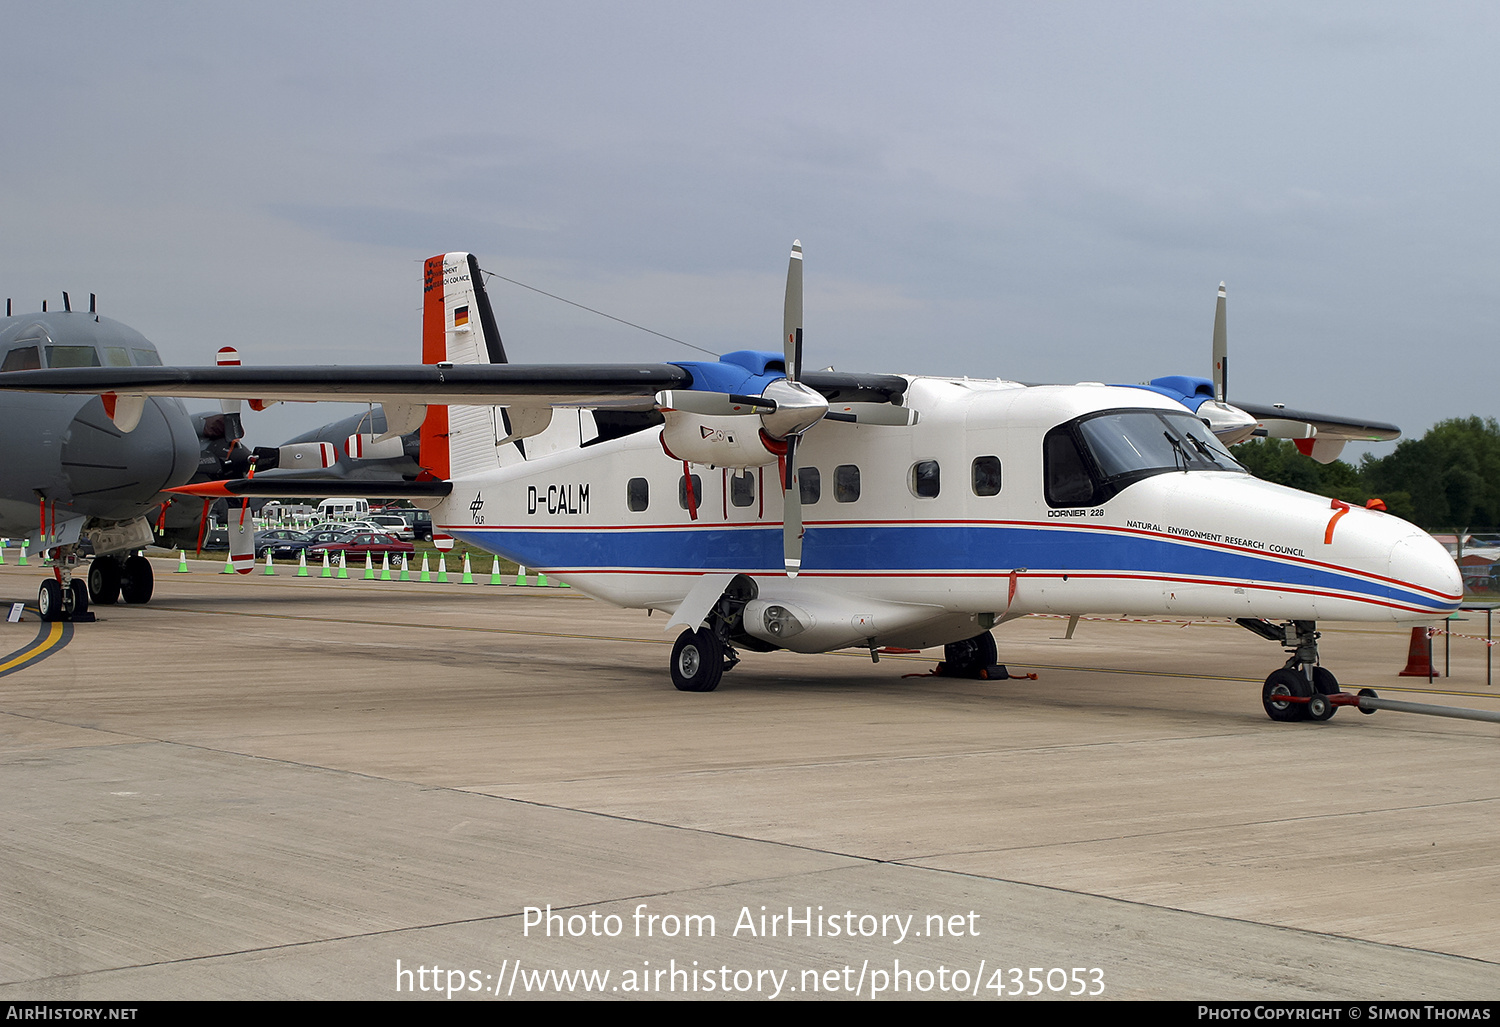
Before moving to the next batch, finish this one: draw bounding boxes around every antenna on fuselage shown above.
[62,292,71,313]
[41,300,46,312]
[90,293,96,314]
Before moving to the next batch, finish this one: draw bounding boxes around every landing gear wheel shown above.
[1307,667,1338,721]
[69,580,89,618]
[38,579,63,622]
[1262,668,1311,722]
[120,555,154,605]
[88,559,121,605]
[943,632,998,677]
[671,627,725,692]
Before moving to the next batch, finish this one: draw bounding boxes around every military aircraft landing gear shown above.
[37,543,94,622]
[1240,619,1339,722]
[89,557,121,605]
[120,554,154,604]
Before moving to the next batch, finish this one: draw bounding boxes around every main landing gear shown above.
[670,626,743,692]
[1237,619,1344,722]
[87,553,154,606]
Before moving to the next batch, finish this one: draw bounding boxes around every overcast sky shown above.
[3,2,1496,455]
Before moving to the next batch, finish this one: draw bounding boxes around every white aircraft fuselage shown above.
[436,376,1462,655]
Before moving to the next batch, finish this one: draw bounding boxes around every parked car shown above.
[306,532,415,562]
[267,529,356,562]
[368,513,414,541]
[255,528,309,557]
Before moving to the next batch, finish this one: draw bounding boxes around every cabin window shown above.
[972,456,1002,496]
[910,460,940,499]
[730,470,756,508]
[45,345,101,368]
[1,346,40,372]
[798,466,821,505]
[677,473,703,510]
[627,477,649,512]
[834,464,861,503]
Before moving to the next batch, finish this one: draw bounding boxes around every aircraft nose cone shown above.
[1389,532,1464,615]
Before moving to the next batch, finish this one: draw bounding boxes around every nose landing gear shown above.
[1240,619,1339,722]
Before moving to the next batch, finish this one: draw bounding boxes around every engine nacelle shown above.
[345,433,407,460]
[659,413,779,468]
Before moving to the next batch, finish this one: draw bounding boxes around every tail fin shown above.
[418,253,510,479]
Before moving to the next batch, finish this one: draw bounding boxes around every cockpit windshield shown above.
[1045,408,1246,507]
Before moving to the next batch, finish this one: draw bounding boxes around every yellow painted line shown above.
[0,617,69,676]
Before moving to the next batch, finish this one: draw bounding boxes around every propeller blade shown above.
[783,240,803,382]
[654,390,776,416]
[824,402,920,426]
[1212,282,1227,403]
[782,435,803,577]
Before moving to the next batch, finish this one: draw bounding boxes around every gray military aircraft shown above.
[0,295,333,620]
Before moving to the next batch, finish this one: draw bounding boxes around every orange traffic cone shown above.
[1398,626,1438,677]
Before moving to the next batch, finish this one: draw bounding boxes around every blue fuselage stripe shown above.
[450,523,1438,609]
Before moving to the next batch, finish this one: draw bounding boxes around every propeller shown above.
[1196,283,1257,445]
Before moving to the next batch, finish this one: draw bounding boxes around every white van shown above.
[316,498,371,522]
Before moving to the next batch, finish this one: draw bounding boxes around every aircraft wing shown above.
[0,364,907,408]
[1232,402,1400,443]
[1232,401,1400,464]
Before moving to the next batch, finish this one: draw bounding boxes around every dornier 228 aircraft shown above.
[0,295,337,621]
[0,250,1462,721]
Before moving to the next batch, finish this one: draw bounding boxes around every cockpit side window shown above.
[132,348,162,366]
[102,346,132,367]
[1,346,40,372]
[1045,407,1245,508]
[45,345,101,368]
[1045,428,1098,507]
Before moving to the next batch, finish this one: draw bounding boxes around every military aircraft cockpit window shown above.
[972,455,1002,496]
[834,464,860,503]
[627,477,649,512]
[1046,408,1247,508]
[730,470,756,508]
[1,346,41,372]
[677,473,703,510]
[910,460,941,499]
[44,345,101,368]
[102,346,132,367]
[799,466,821,505]
[132,348,162,366]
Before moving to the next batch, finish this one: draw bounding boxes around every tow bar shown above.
[1290,688,1500,725]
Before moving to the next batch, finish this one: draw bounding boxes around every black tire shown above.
[88,558,121,605]
[38,579,63,622]
[1262,668,1312,722]
[943,632,998,676]
[69,579,89,617]
[1307,667,1338,721]
[121,554,154,604]
[670,628,724,692]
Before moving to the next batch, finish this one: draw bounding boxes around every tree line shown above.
[1232,416,1500,532]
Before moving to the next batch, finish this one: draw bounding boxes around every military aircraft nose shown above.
[1388,532,1464,616]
